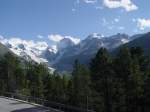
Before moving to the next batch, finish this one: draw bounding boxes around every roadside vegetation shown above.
[0,46,150,112]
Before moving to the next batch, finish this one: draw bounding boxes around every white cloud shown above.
[95,6,103,10]
[114,18,119,22]
[37,35,44,39]
[77,0,97,4]
[48,34,80,44]
[48,34,64,42]
[0,35,4,40]
[83,0,97,4]
[103,0,138,12]
[72,8,76,12]
[65,36,81,44]
[132,18,136,22]
[137,18,150,30]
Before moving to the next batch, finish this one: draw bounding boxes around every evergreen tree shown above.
[90,48,114,112]
[0,56,7,94]
[43,73,53,100]
[113,46,133,112]
[1,46,150,112]
[3,53,21,92]
[71,60,91,109]
[26,63,45,98]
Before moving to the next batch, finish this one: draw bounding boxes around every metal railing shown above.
[1,92,95,112]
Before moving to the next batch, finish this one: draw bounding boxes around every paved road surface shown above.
[0,97,54,112]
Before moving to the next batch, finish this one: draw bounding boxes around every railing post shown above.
[2,92,95,112]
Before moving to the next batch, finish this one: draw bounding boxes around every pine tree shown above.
[43,73,53,101]
[113,46,133,112]
[0,57,7,94]
[71,60,91,109]
[90,48,114,112]
[26,63,46,98]
[130,47,150,112]
[3,53,21,92]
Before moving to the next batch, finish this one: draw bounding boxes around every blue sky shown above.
[0,0,150,40]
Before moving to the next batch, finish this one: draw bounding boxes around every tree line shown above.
[0,46,150,112]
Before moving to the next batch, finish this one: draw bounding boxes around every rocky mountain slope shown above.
[124,32,150,56]
[0,33,141,71]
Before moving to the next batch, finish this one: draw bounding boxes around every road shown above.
[0,97,56,112]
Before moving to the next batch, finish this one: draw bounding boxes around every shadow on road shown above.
[10,102,25,105]
[11,107,50,112]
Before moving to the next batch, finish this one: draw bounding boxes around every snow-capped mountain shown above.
[57,38,76,50]
[0,33,139,71]
[51,33,131,71]
[0,36,80,66]
[0,38,49,63]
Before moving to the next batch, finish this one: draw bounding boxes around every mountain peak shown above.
[57,38,75,50]
[87,33,104,40]
[0,32,143,71]
[110,33,129,39]
[48,45,58,54]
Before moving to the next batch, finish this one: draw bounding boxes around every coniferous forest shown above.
[1,46,150,112]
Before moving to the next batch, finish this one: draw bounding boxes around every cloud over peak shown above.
[48,34,64,42]
[5,38,48,50]
[103,0,138,12]
[48,34,80,45]
[137,18,150,30]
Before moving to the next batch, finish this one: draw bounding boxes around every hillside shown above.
[0,42,11,56]
[125,32,150,56]
[0,33,140,71]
